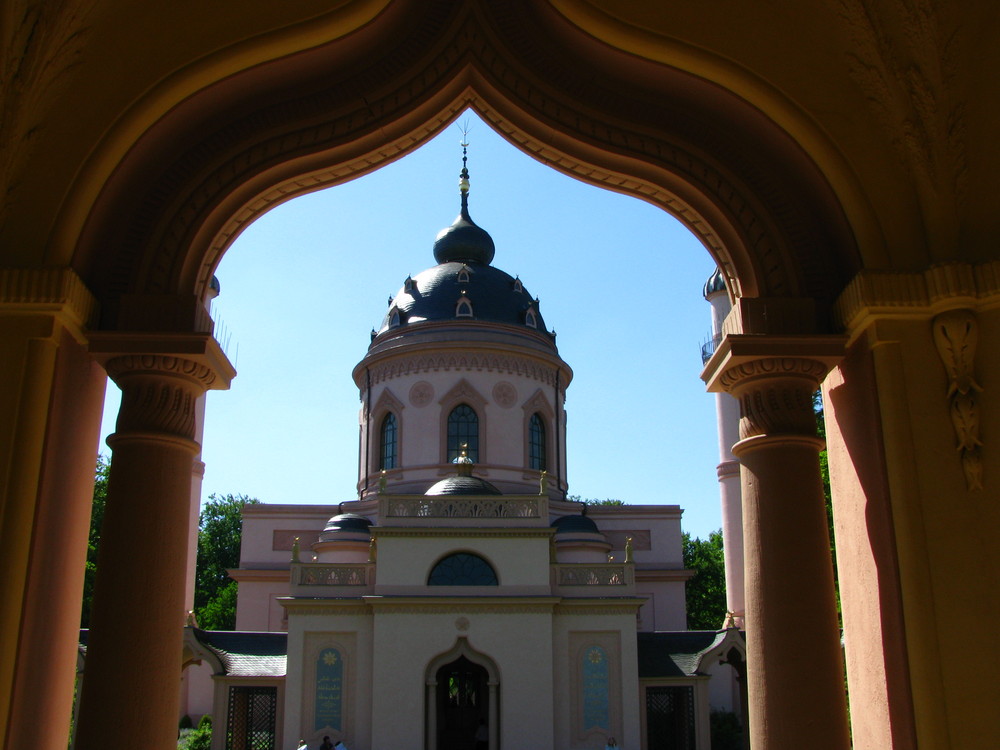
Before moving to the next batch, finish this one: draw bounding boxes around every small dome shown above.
[433,207,496,265]
[551,514,601,535]
[703,267,727,299]
[425,475,503,496]
[320,513,372,538]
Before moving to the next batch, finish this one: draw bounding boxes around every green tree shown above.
[80,454,110,628]
[814,391,841,621]
[566,494,625,506]
[683,529,727,630]
[194,493,261,629]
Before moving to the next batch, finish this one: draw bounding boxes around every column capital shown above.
[702,334,845,443]
[701,334,846,394]
[90,332,235,445]
[89,331,236,390]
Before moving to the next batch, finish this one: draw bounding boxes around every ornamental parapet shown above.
[551,563,634,594]
[290,562,375,596]
[378,493,547,527]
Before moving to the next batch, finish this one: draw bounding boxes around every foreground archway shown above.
[71,4,855,749]
[20,1,998,749]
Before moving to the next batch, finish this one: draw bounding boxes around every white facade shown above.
[189,190,743,750]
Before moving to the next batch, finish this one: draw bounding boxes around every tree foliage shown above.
[80,455,110,628]
[194,493,261,630]
[682,529,727,630]
[566,494,625,506]
[814,391,841,620]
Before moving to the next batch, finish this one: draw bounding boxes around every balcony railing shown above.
[290,562,375,593]
[379,495,544,521]
[551,563,634,593]
[700,332,723,364]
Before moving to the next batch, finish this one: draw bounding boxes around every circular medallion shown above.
[492,381,517,408]
[409,381,434,407]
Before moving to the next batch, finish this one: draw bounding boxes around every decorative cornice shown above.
[553,599,646,616]
[366,350,560,388]
[362,596,561,614]
[227,568,290,583]
[0,267,99,338]
[634,568,697,583]
[280,600,372,616]
[834,263,1000,343]
[372,526,554,539]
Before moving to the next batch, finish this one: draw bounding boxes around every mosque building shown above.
[182,156,745,750]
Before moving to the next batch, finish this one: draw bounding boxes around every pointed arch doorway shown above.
[426,640,499,750]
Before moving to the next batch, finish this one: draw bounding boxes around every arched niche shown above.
[65,0,858,332]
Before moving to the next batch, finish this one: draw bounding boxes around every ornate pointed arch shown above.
[68,0,858,335]
[425,636,500,685]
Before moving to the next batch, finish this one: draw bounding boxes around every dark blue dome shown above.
[551,514,601,535]
[703,267,727,299]
[377,262,548,335]
[322,513,373,534]
[433,207,496,265]
[425,475,503,496]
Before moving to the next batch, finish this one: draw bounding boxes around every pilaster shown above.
[829,262,1000,748]
[0,268,100,750]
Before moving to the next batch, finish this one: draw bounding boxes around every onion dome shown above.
[702,267,727,299]
[432,205,495,265]
[425,446,502,496]
[373,141,553,343]
[317,513,372,542]
[433,140,495,264]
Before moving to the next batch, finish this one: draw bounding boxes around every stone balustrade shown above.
[551,563,634,592]
[378,494,546,525]
[291,563,375,593]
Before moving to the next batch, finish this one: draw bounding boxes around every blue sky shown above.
[98,111,726,539]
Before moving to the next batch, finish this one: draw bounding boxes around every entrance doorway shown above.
[436,656,488,750]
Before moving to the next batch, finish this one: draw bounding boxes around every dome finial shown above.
[459,121,471,213]
[432,121,496,265]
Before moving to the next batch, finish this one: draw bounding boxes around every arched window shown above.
[380,412,398,470]
[447,404,479,462]
[428,553,498,585]
[457,266,471,283]
[456,297,473,317]
[389,308,401,327]
[529,412,546,470]
[525,308,538,328]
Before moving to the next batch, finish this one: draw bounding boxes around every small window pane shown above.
[447,404,479,462]
[529,413,546,471]
[380,413,397,470]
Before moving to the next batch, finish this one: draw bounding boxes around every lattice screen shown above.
[226,685,278,750]
[645,685,695,750]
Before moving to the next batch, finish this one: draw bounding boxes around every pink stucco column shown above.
[76,338,233,750]
[705,336,849,749]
